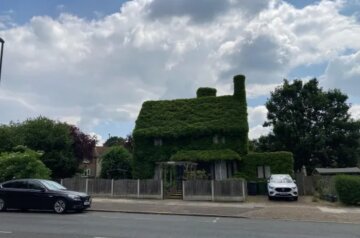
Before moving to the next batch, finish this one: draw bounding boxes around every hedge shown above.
[335,175,360,205]
[171,149,241,162]
[196,87,217,98]
[238,152,294,180]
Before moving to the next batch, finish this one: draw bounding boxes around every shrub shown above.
[0,149,51,182]
[101,146,132,179]
[335,175,360,205]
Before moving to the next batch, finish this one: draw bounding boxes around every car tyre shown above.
[268,195,273,201]
[0,197,6,211]
[53,199,67,214]
[293,196,298,201]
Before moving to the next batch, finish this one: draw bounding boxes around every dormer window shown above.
[154,138,163,146]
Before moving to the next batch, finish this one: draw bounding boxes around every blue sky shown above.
[1,0,360,144]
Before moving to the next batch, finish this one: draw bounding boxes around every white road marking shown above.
[213,218,219,223]
[0,231,12,234]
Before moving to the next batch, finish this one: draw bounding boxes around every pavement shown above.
[89,196,360,224]
[1,211,360,238]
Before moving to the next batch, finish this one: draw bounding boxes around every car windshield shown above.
[41,180,67,190]
[270,176,293,183]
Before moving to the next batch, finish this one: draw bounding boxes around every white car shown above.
[267,174,298,201]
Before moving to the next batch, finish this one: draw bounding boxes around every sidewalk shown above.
[89,196,360,224]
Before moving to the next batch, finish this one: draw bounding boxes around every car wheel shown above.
[0,197,6,211]
[293,196,298,201]
[268,195,273,201]
[53,199,67,214]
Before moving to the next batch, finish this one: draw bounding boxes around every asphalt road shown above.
[0,211,359,238]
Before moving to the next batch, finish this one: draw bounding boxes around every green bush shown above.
[0,149,51,182]
[238,152,294,180]
[101,146,132,179]
[196,87,217,97]
[335,175,360,205]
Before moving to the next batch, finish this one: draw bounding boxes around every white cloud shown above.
[349,104,360,120]
[1,0,360,137]
[249,125,271,139]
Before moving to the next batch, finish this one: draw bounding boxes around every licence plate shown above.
[84,201,90,205]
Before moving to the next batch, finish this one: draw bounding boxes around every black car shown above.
[0,179,91,214]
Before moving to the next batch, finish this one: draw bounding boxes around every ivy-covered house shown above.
[133,74,293,181]
[133,75,247,180]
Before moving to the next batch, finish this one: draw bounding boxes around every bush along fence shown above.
[61,178,247,201]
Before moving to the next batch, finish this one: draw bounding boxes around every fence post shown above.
[211,180,215,202]
[85,178,89,194]
[60,179,63,185]
[137,179,140,199]
[111,179,114,197]
[242,179,246,201]
[182,180,185,200]
[160,179,164,200]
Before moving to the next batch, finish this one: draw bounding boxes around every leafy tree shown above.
[0,147,51,182]
[104,135,133,152]
[257,79,360,171]
[69,125,97,164]
[100,146,132,179]
[17,117,77,178]
[103,136,125,147]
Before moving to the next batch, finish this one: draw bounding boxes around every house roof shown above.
[94,146,110,157]
[133,95,248,138]
[314,167,360,175]
[170,149,241,162]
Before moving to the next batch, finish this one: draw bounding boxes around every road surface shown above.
[0,211,359,238]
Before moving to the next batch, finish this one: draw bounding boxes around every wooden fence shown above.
[183,179,246,202]
[61,178,163,199]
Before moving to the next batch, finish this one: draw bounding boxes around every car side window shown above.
[27,181,45,190]
[2,181,27,189]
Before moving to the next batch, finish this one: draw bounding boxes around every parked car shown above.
[0,179,91,214]
[267,174,298,201]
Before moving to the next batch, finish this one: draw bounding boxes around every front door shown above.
[163,165,183,199]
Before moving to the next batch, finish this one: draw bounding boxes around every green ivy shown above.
[171,149,241,162]
[196,87,217,97]
[133,75,249,179]
[237,152,294,180]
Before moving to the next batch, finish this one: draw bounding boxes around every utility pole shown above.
[0,37,4,83]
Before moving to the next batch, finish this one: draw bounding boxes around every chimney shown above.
[233,74,246,99]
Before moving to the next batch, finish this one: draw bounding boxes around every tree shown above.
[100,146,132,179]
[258,79,360,171]
[69,125,97,164]
[0,147,51,182]
[16,117,79,178]
[104,135,133,152]
[103,136,125,147]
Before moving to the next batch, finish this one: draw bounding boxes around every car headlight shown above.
[67,194,81,201]
[268,186,274,190]
[291,187,297,190]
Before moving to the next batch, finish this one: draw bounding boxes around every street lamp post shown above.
[0,37,4,83]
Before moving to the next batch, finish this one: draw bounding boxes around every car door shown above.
[26,180,53,210]
[1,181,29,209]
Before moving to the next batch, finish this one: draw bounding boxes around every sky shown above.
[1,0,360,145]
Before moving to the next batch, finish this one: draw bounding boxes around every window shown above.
[2,181,27,189]
[83,168,91,177]
[28,181,45,190]
[213,135,226,144]
[154,138,163,146]
[257,165,271,179]
[213,135,219,144]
